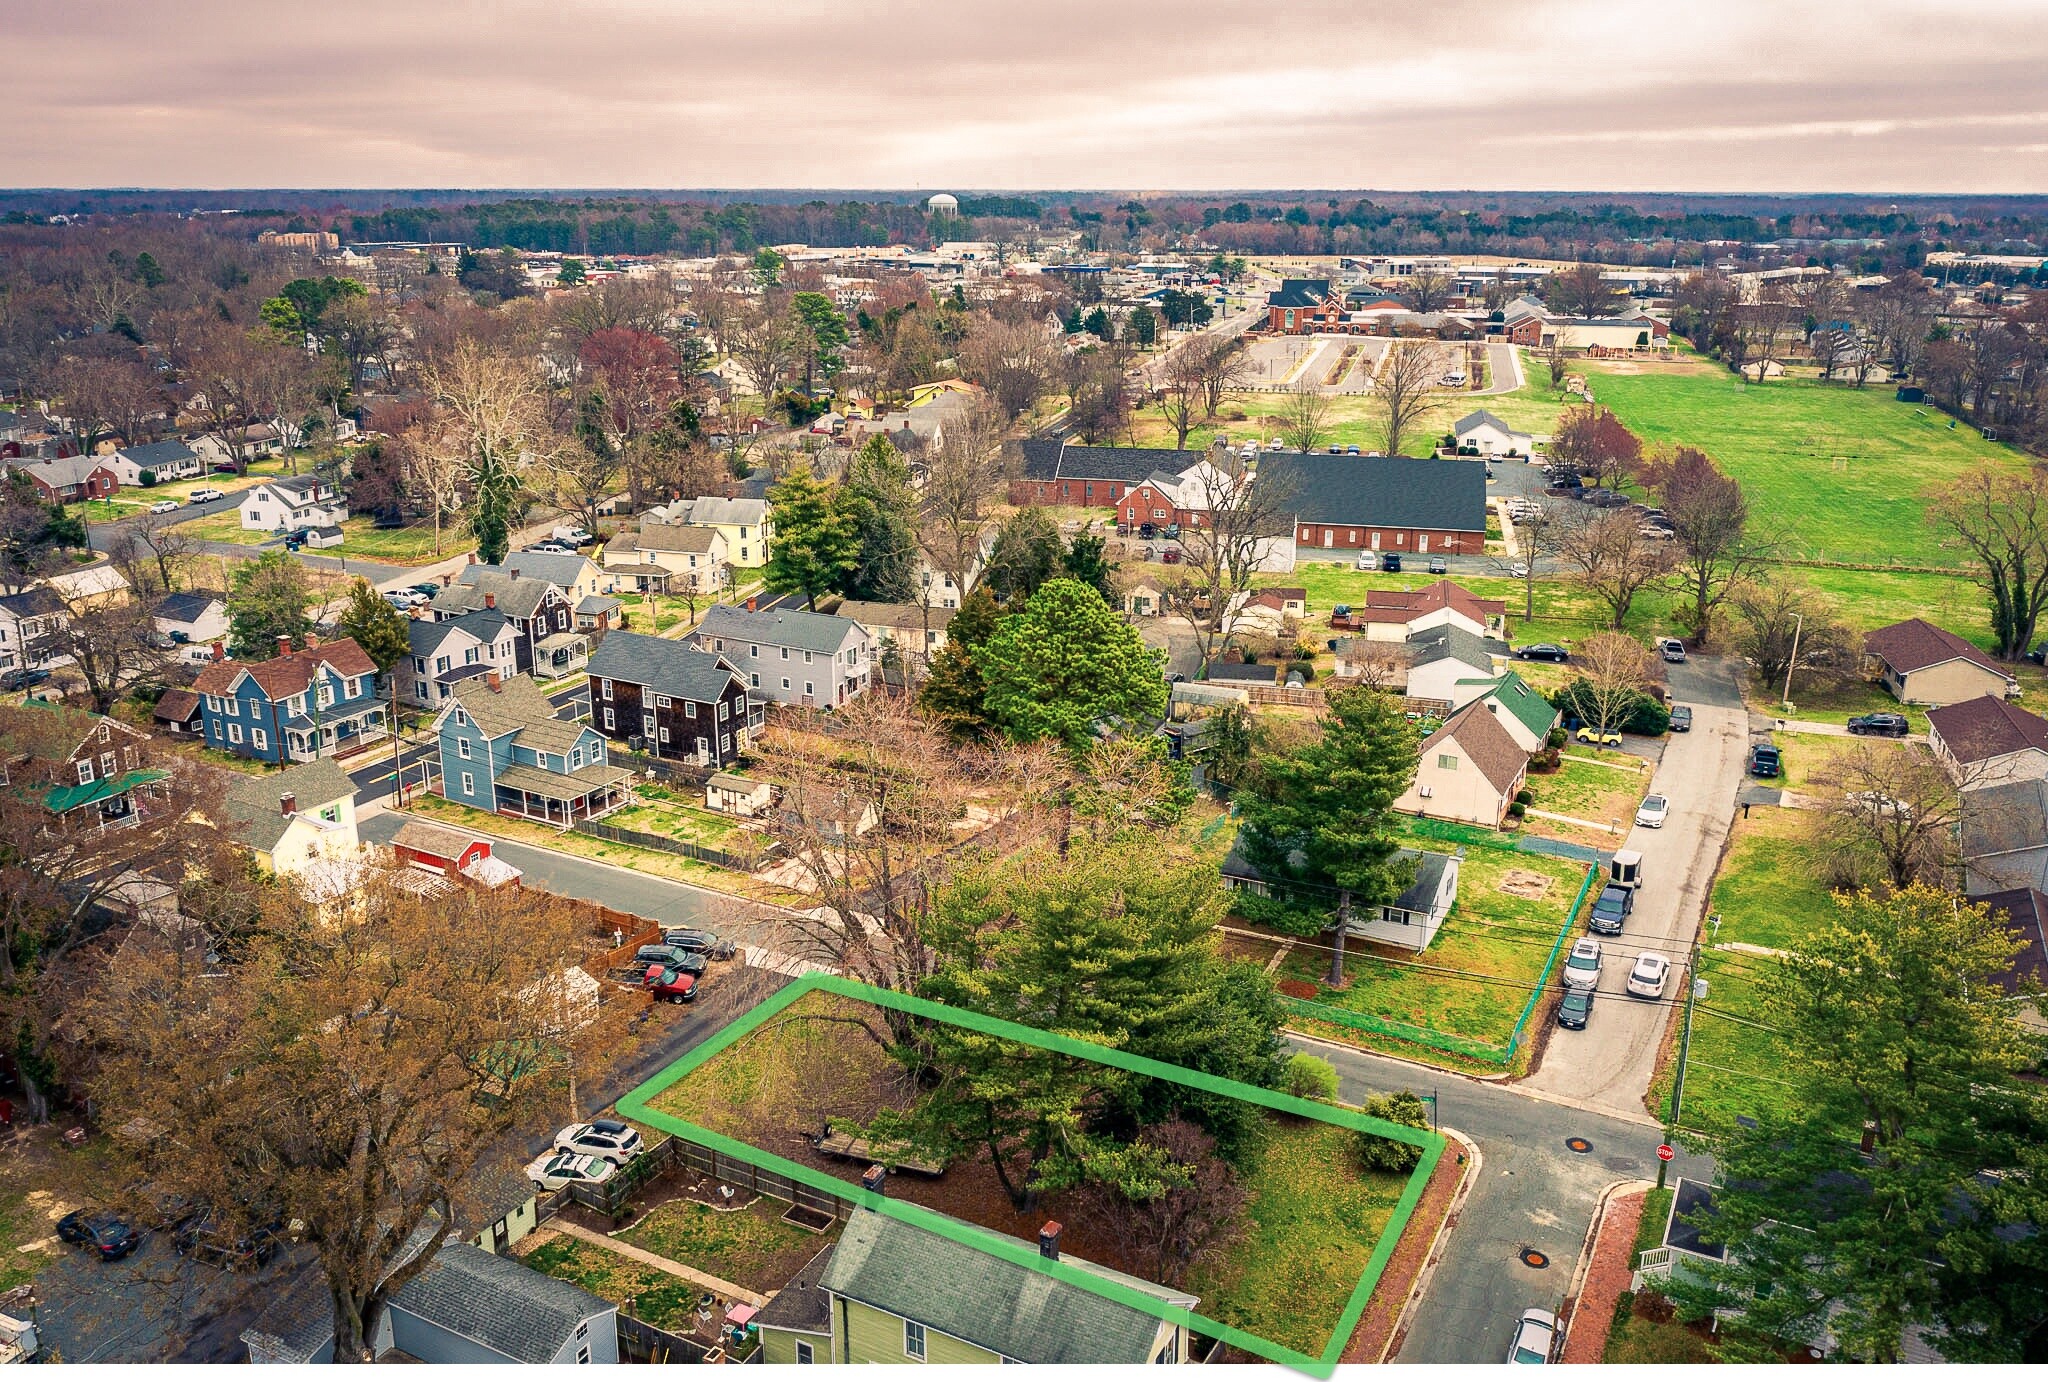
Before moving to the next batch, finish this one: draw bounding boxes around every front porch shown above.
[282,704,389,761]
[535,631,591,677]
[493,761,632,826]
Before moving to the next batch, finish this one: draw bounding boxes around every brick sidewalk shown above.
[1561,1188,1647,1363]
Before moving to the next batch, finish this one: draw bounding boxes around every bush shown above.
[1514,788,1534,806]
[1281,1052,1340,1102]
[1554,679,1670,735]
[1355,1090,1430,1172]
[1546,727,1568,749]
[1507,801,1528,819]
[138,469,157,487]
[1285,660,1315,683]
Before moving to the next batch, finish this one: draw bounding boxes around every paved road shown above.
[1520,655,1748,1119]
[344,740,442,809]
[1295,1037,1716,1365]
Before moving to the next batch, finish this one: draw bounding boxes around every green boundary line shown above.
[1504,862,1599,1057]
[616,972,1445,1376]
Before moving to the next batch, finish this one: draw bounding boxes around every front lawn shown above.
[1525,749,1650,833]
[619,1195,834,1295]
[172,509,459,564]
[518,1232,706,1333]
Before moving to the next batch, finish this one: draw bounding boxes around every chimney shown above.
[210,641,225,662]
[304,633,319,650]
[486,670,502,693]
[276,634,293,658]
[860,1165,887,1196]
[1038,1221,1062,1261]
[509,568,520,581]
[279,792,296,816]
[484,592,496,609]
[467,552,476,565]
[746,595,758,613]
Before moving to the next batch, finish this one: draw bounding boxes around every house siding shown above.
[1294,522,1482,556]
[759,1326,829,1365]
[1893,658,2013,707]
[1006,477,1134,508]
[697,632,873,710]
[837,1297,1000,1365]
[588,675,749,767]
[1396,750,1521,828]
[200,665,382,765]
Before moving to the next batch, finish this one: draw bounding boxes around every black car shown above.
[174,1213,284,1272]
[1847,713,1910,738]
[1381,552,1402,573]
[1138,522,1156,539]
[661,928,738,961]
[1557,988,1595,1030]
[58,1209,146,1261]
[1517,644,1570,663]
[1669,704,1693,733]
[634,944,708,975]
[1748,744,1782,777]
[1588,884,1634,935]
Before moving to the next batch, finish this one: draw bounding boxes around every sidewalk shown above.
[1560,1185,1648,1363]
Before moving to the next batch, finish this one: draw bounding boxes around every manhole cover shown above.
[1565,1136,1592,1154]
[1520,1248,1551,1270]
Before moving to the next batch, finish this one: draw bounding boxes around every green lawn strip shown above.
[1260,564,1686,648]
[1604,1302,1719,1365]
[519,1234,706,1332]
[618,1197,825,1293]
[0,1188,53,1293]
[1182,1117,1405,1359]
[1632,1185,1674,1265]
[174,509,271,546]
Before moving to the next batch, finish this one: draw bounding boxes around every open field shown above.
[173,509,455,564]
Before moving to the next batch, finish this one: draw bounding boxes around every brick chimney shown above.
[746,595,758,613]
[485,670,501,693]
[210,641,225,662]
[1038,1221,1062,1261]
[466,552,477,565]
[276,635,293,658]
[304,633,319,650]
[279,792,296,816]
[860,1165,887,1196]
[484,592,496,609]
[508,568,520,581]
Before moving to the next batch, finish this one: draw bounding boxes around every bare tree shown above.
[1649,447,1776,642]
[1373,341,1448,456]
[1153,345,1206,450]
[725,297,801,402]
[105,511,195,596]
[1791,274,1850,380]
[396,414,470,557]
[917,401,1006,597]
[319,291,398,396]
[49,588,171,714]
[1574,631,1655,736]
[1178,462,1296,670]
[1544,262,1620,318]
[181,321,269,474]
[1867,275,1934,380]
[1407,271,1453,314]
[1736,290,1798,383]
[1810,740,1969,892]
[1729,579,1856,698]
[1925,464,2048,660]
[958,316,1062,419]
[50,353,161,455]
[1277,382,1333,454]
[1492,511,1559,620]
[1551,505,1675,628]
[1193,336,1255,419]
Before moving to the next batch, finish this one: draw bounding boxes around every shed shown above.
[706,772,774,817]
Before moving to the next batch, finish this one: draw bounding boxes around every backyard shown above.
[1522,747,1650,842]
[518,1231,718,1336]
[619,1194,839,1298]
[172,509,455,564]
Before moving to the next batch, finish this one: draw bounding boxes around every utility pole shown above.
[1780,612,1804,712]
[1658,929,1710,1190]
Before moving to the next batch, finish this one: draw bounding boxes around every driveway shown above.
[1293,1037,1716,1365]
[35,1230,311,1363]
[1520,655,1748,1119]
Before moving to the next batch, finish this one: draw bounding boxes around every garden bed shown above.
[517,1230,709,1334]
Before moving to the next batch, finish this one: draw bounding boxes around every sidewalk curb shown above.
[1381,1126,1482,1363]
[1559,1177,1655,1359]
[1285,1028,1666,1127]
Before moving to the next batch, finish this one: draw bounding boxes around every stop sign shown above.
[1656,1143,1676,1162]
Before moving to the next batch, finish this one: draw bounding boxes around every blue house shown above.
[431,672,631,825]
[193,635,386,766]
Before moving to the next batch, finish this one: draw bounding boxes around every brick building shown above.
[1255,452,1487,559]
[1009,440,1204,509]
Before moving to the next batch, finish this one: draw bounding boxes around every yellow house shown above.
[221,757,360,877]
[643,497,773,569]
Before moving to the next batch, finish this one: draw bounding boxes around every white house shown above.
[220,758,361,880]
[108,440,204,485]
[239,475,347,532]
[1395,700,1529,828]
[152,592,229,664]
[1452,409,1536,457]
[1224,839,1461,951]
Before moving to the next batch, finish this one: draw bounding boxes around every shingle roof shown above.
[22,454,112,487]
[447,674,584,753]
[1466,671,1559,741]
[1207,662,1278,684]
[1961,778,2048,860]
[1453,409,1519,436]
[446,608,513,646]
[634,525,722,554]
[1865,618,2006,678]
[468,552,592,591]
[153,688,202,724]
[1255,453,1487,533]
[1266,278,1331,309]
[818,1206,1187,1365]
[1964,887,2048,993]
[241,1266,337,1363]
[409,618,477,659]
[586,630,743,701]
[1422,699,1528,794]
[1929,695,2048,764]
[1018,439,1201,485]
[192,637,378,700]
[254,475,329,501]
[674,495,767,527]
[1223,839,1453,915]
[1404,624,1500,672]
[0,587,64,619]
[390,1242,610,1363]
[1365,579,1505,625]
[835,600,957,633]
[436,571,554,621]
[694,603,864,657]
[390,817,484,861]
[222,757,355,854]
[152,590,222,625]
[116,439,199,468]
[754,1241,836,1337]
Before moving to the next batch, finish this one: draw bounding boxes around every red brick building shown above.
[1010,440,1204,509]
[1257,452,1488,558]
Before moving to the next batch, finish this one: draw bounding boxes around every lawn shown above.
[619,1195,833,1295]
[1525,748,1650,833]
[611,786,740,844]
[518,1232,710,1333]
[173,508,458,564]
[1604,1292,1720,1365]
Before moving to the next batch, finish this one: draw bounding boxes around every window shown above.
[252,728,268,751]
[571,748,583,769]
[655,694,672,708]
[603,707,615,731]
[600,678,613,700]
[97,723,111,744]
[454,708,467,726]
[228,723,244,744]
[435,655,451,673]
[205,694,221,714]
[781,678,790,690]
[720,733,731,754]
[76,759,95,786]
[643,714,656,736]
[1437,754,1458,770]
[576,1322,589,1341]
[320,804,341,824]
[414,657,427,674]
[457,738,472,760]
[749,674,759,688]
[718,700,730,722]
[780,647,789,660]
[803,650,813,664]
[100,751,116,775]
[795,1341,814,1365]
[804,682,814,696]
[904,1320,926,1361]
[461,771,474,796]
[658,726,670,743]
[464,647,478,664]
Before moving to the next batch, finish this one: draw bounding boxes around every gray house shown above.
[688,602,873,709]
[1222,839,1461,950]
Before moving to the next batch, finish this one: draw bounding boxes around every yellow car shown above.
[1575,726,1624,746]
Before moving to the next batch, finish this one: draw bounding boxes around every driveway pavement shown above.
[1293,1037,1715,1365]
[1520,655,1748,1119]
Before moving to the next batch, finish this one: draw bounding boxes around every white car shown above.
[526,1151,619,1193]
[148,499,182,514]
[1846,790,1914,819]
[554,1119,644,1166]
[1508,1307,1558,1364]
[1635,794,1669,828]
[1355,551,1380,571]
[1562,937,1603,991]
[188,487,225,503]
[1626,952,1669,999]
[1508,562,1530,578]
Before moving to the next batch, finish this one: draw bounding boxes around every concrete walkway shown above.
[1525,807,1621,834]
[1769,717,1927,745]
[543,1219,765,1307]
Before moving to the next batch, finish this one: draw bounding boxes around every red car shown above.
[644,964,696,1004]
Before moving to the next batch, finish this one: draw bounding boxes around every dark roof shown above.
[409,618,474,658]
[1266,278,1331,309]
[818,1206,1187,1365]
[1961,777,2048,861]
[468,552,592,591]
[1017,439,1201,486]
[1207,662,1278,684]
[256,475,330,501]
[192,637,378,700]
[117,439,199,467]
[1255,453,1487,533]
[1663,1177,1728,1261]
[1928,695,2048,764]
[1404,623,1499,672]
[242,1266,337,1363]
[447,608,514,645]
[153,688,203,724]
[1422,699,1529,794]
[1964,888,2048,992]
[389,1241,611,1363]
[754,1241,837,1337]
[586,630,744,700]
[1453,409,1520,435]
[0,587,64,619]
[152,590,222,625]
[436,571,555,621]
[1366,580,1505,624]
[1864,618,2006,679]
[1224,839,1453,914]
[694,603,865,657]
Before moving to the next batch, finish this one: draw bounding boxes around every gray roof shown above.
[474,552,594,591]
[116,439,200,468]
[446,608,514,646]
[634,524,722,554]
[22,454,110,487]
[1266,277,1331,308]
[1405,623,1502,672]
[409,617,478,659]
[694,603,866,657]
[1018,439,1200,485]
[1223,839,1452,915]
[222,758,356,854]
[754,1241,837,1337]
[446,674,587,755]
[586,630,743,700]
[256,475,330,501]
[1255,452,1487,534]
[835,600,957,633]
[679,495,768,526]
[0,587,64,619]
[437,570,554,621]
[241,1266,337,1363]
[152,590,222,625]
[818,1206,1186,1365]
[1454,409,1521,436]
[1962,778,2048,860]
[575,594,621,616]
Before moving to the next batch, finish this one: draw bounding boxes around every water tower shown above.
[926,192,959,216]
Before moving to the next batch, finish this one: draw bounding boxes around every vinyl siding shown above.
[838,1297,1001,1365]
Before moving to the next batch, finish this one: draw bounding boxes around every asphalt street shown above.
[1521,655,1748,1118]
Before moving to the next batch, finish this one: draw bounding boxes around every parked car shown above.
[1562,937,1603,990]
[1588,884,1634,935]
[1355,551,1379,571]
[1575,725,1623,746]
[1506,561,1531,578]
[1427,556,1449,575]
[1556,987,1595,1030]
[1137,523,1156,539]
[1634,794,1670,828]
[527,540,576,556]
[1381,552,1402,573]
[634,944,707,975]
[662,928,737,960]
[1508,1307,1558,1364]
[177,1215,284,1272]
[1748,744,1782,778]
[1516,643,1569,663]
[382,591,416,612]
[553,526,596,546]
[1326,444,1344,454]
[410,581,441,597]
[1846,790,1915,819]
[148,499,182,514]
[526,1151,619,1194]
[644,964,697,1003]
[1657,638,1687,663]
[1847,713,1910,738]
[58,1209,145,1262]
[555,1119,644,1166]
[0,668,51,692]
[188,486,225,503]
[1669,704,1693,732]
[1345,444,1362,455]
[1626,953,1670,999]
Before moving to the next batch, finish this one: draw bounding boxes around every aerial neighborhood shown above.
[0,172,2042,1372]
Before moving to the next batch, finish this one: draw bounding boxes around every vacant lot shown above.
[619,1194,834,1296]
[1525,748,1650,842]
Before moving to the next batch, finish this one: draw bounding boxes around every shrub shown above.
[1506,801,1528,819]
[138,469,157,487]
[1514,788,1534,806]
[1285,660,1315,683]
[1546,727,1568,749]
[1355,1090,1430,1172]
[1281,1052,1340,1102]
[1554,679,1670,735]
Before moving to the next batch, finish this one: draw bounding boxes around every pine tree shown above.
[762,463,857,610]
[977,579,1165,752]
[843,437,918,602]
[337,579,412,675]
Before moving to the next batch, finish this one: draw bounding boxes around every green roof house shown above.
[1454,670,1561,753]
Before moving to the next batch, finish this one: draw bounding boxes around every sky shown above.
[8,0,2048,193]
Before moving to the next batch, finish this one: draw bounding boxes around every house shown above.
[46,562,129,608]
[705,771,774,817]
[1964,887,2048,1026]
[1206,661,1279,686]
[689,602,874,709]
[1401,625,1507,707]
[108,439,203,485]
[628,523,730,591]
[1256,452,1487,560]
[1452,409,1536,458]
[1009,439,1203,509]
[1222,839,1461,951]
[21,707,165,835]
[1862,618,2018,706]
[18,454,119,504]
[220,757,360,878]
[753,1206,1197,1366]
[0,587,68,674]
[1357,579,1507,640]
[585,630,752,768]
[1126,582,1163,618]
[836,600,954,679]
[602,561,670,595]
[1115,459,1236,532]
[237,475,347,532]
[474,550,607,605]
[1395,699,1529,828]
[1265,277,1336,333]
[403,611,520,709]
[432,673,631,825]
[1961,777,2048,892]
[433,572,585,678]
[574,594,621,632]
[1458,671,1561,753]
[243,1241,617,1365]
[151,591,228,664]
[193,635,386,765]
[1224,588,1306,638]
[641,495,772,567]
[388,817,498,881]
[195,422,286,469]
[1927,695,2048,784]
[151,688,204,736]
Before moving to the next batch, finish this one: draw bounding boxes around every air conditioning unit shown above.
[1418,784,1434,799]
[627,734,646,752]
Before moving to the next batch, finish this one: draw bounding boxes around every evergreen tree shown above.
[842,437,918,602]
[917,586,1002,734]
[1060,531,1117,603]
[227,550,314,659]
[1127,305,1158,346]
[977,578,1165,752]
[1083,306,1114,341]
[336,579,412,676]
[762,463,857,610]
[983,508,1064,602]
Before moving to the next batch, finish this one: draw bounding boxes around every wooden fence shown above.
[615,1312,711,1364]
[573,819,776,872]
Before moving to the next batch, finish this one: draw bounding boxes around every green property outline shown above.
[616,972,1446,1376]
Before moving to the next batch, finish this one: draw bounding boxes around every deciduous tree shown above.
[1277,382,1332,455]
[1373,341,1448,457]
[1551,504,1674,628]
[1649,447,1773,642]
[1926,463,2048,659]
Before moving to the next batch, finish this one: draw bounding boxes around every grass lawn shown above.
[619,1195,833,1294]
[1525,748,1650,830]
[172,509,271,547]
[1633,1186,1674,1266]
[606,794,741,846]
[518,1232,708,1333]
[1257,563,1686,651]
[173,508,458,565]
[614,592,709,637]
[1604,1293,1720,1364]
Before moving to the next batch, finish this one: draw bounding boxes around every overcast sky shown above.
[9,0,2048,193]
